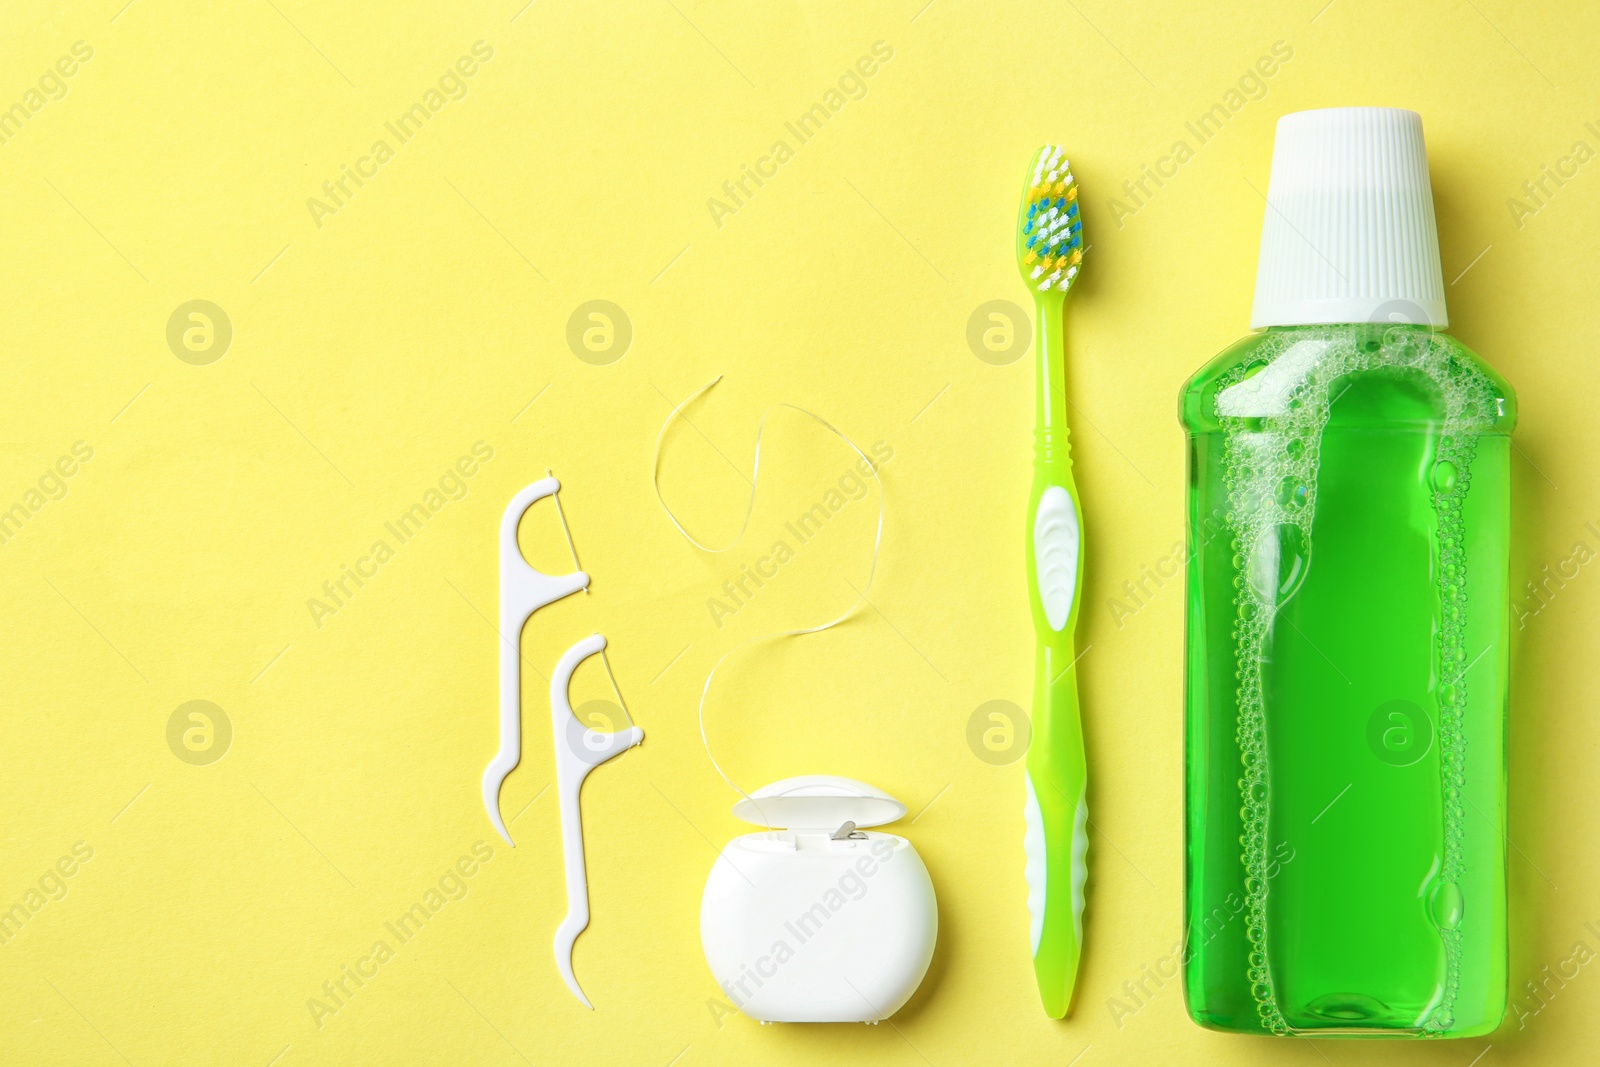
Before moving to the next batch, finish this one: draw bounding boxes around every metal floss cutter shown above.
[700,775,937,1024]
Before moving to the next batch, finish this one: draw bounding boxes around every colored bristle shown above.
[1015,145,1084,294]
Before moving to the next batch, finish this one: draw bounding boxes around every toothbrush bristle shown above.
[1016,145,1084,294]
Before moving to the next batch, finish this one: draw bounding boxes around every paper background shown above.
[1,1,1595,1063]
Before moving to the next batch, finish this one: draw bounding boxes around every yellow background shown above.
[1,0,1595,1063]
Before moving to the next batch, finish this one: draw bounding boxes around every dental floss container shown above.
[700,775,938,1024]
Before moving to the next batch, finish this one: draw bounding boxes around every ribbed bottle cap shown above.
[1250,107,1447,329]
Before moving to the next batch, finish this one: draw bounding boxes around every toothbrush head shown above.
[1016,146,1083,295]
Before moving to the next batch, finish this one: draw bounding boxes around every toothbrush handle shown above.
[1024,291,1088,1018]
[1023,645,1088,1019]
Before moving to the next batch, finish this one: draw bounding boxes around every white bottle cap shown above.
[1250,107,1447,330]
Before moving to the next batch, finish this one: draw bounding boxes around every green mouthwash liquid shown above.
[1180,108,1516,1038]
[1181,322,1514,1036]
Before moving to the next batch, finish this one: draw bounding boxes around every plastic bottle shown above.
[1179,108,1514,1036]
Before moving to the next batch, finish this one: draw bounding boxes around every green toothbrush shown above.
[1015,145,1088,1019]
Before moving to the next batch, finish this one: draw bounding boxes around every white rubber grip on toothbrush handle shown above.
[1023,773,1089,953]
[1033,486,1080,632]
[1023,772,1049,955]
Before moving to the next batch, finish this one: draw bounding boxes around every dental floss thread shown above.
[547,467,590,596]
[652,377,885,830]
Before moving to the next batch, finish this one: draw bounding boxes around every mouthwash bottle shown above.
[1180,108,1514,1037]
